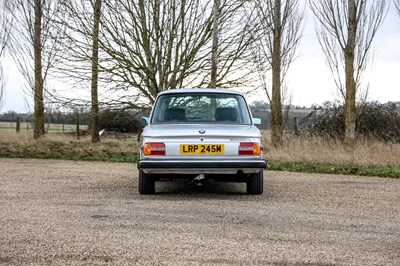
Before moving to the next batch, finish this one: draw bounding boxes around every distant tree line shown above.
[0,108,149,133]
[249,101,311,131]
[0,110,90,125]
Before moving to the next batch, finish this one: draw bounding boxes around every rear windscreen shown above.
[151,93,252,124]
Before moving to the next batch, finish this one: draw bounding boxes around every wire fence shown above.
[0,121,87,133]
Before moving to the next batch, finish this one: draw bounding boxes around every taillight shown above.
[239,142,261,155]
[143,142,165,155]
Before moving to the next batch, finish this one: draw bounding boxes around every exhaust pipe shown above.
[193,174,205,186]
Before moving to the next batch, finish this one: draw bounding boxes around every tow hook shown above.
[193,174,205,186]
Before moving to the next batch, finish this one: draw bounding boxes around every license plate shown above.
[180,144,224,154]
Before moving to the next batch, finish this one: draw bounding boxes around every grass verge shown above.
[268,161,400,178]
[0,149,138,162]
[0,131,139,163]
[0,131,399,178]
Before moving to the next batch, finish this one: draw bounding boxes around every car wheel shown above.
[246,170,263,195]
[139,170,155,194]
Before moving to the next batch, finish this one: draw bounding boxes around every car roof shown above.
[157,88,245,96]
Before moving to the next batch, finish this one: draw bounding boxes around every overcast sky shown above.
[1,2,400,113]
[286,3,400,108]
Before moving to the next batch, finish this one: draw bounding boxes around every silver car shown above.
[138,88,266,194]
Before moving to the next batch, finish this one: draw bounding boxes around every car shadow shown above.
[134,180,269,201]
[158,181,245,194]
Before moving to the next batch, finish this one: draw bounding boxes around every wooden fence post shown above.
[294,117,299,136]
[16,117,21,133]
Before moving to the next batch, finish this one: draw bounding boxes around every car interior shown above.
[164,108,186,121]
[215,107,238,122]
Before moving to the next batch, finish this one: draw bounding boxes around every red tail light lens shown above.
[239,142,261,155]
[143,142,165,155]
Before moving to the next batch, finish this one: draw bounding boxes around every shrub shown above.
[98,110,141,133]
[357,102,400,142]
[299,102,345,139]
[300,101,400,142]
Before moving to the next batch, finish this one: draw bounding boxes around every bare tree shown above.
[90,0,101,143]
[51,0,113,141]
[53,0,101,91]
[38,0,109,137]
[210,0,220,88]
[32,0,44,138]
[251,0,304,145]
[48,0,256,114]
[308,0,388,142]
[50,0,116,142]
[95,0,255,109]
[0,64,4,111]
[0,0,13,111]
[9,0,64,138]
[395,0,400,16]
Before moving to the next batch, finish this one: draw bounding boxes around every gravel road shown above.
[0,158,399,265]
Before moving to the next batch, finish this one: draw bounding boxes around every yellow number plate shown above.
[180,144,224,154]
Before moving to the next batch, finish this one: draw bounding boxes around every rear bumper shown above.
[138,159,267,175]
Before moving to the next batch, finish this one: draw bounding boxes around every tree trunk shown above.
[33,0,44,139]
[344,0,357,143]
[76,110,80,140]
[271,0,282,145]
[210,0,220,88]
[91,0,102,143]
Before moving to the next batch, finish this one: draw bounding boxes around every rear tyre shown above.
[139,170,155,194]
[246,170,263,195]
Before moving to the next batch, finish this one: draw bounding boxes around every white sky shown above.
[1,3,400,113]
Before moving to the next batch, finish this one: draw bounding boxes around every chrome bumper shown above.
[138,159,267,175]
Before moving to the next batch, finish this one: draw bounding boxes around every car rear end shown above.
[138,89,266,194]
[139,124,265,175]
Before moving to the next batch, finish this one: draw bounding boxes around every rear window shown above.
[151,92,252,124]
